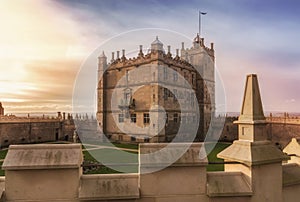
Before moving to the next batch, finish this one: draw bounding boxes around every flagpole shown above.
[199,11,207,37]
[199,11,201,36]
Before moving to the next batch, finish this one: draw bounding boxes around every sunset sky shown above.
[0,0,299,114]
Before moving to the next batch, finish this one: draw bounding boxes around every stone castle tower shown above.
[97,34,215,143]
[181,34,215,139]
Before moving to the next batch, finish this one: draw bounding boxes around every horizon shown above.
[0,0,299,114]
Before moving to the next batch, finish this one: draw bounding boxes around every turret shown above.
[151,36,164,53]
[98,51,107,82]
[97,51,107,133]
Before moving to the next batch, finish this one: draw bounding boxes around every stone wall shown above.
[219,116,300,147]
[269,123,300,148]
[1,143,300,202]
[0,114,75,148]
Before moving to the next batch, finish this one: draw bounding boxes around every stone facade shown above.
[97,35,215,143]
[0,112,75,148]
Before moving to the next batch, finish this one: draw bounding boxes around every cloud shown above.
[1,0,300,113]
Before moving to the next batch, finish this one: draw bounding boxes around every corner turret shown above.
[151,36,164,53]
[98,51,107,82]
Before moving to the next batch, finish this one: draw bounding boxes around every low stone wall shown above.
[79,174,139,201]
[0,143,300,202]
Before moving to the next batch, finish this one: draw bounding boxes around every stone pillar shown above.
[2,144,83,202]
[139,143,208,201]
[218,74,289,202]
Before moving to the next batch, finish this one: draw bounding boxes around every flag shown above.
[200,12,207,15]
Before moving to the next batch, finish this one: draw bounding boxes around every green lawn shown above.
[0,142,230,175]
[0,150,8,176]
[83,148,138,174]
[0,150,8,160]
[205,142,231,171]
[82,142,138,150]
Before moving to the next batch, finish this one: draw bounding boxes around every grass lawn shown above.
[0,162,4,176]
[82,142,138,150]
[205,142,231,172]
[0,150,8,160]
[83,148,138,174]
[0,149,8,176]
[0,142,230,175]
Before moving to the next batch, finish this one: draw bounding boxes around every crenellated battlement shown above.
[106,48,195,72]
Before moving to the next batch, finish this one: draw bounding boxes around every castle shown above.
[97,34,215,143]
[1,74,300,202]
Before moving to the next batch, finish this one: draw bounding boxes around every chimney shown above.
[111,52,115,62]
[117,51,120,59]
[138,45,144,57]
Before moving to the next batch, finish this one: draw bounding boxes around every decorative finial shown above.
[238,74,265,122]
[138,45,144,57]
[111,52,115,61]
[100,51,106,57]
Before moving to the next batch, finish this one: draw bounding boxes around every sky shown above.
[0,0,299,114]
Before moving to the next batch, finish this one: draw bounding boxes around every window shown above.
[168,89,172,98]
[191,92,194,107]
[144,137,150,143]
[173,71,178,81]
[118,114,124,123]
[181,115,185,124]
[131,113,137,123]
[131,136,136,142]
[174,113,179,123]
[192,74,195,85]
[163,67,168,80]
[144,113,150,124]
[165,113,169,124]
[173,89,177,101]
[192,116,196,123]
[164,88,168,100]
